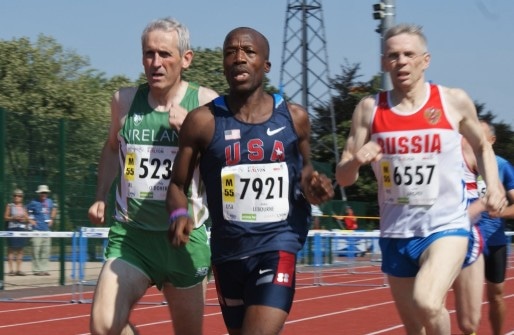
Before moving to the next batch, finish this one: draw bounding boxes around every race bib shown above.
[477,175,487,198]
[221,162,289,222]
[124,144,176,200]
[380,153,439,205]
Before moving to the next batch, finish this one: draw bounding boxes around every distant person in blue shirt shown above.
[27,185,57,276]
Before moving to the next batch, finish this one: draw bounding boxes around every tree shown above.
[310,61,381,202]
[0,35,133,229]
[183,47,228,94]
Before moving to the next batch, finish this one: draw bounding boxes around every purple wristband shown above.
[169,208,190,225]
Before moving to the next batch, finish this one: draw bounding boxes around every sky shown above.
[1,0,513,126]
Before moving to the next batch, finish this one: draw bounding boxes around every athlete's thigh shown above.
[453,255,484,328]
[416,235,467,304]
[244,251,296,310]
[242,305,288,335]
[91,258,149,325]
[485,244,507,283]
[162,279,206,335]
[214,251,296,330]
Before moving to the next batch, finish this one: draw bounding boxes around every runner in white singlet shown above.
[336,24,506,334]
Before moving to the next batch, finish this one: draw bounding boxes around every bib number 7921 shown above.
[221,162,289,222]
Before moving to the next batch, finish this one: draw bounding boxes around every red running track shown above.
[0,264,513,334]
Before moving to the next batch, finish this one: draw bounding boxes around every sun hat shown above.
[35,185,51,193]
[13,189,24,196]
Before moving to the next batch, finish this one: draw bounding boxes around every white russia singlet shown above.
[370,83,469,238]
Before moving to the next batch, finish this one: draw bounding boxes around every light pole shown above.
[372,0,395,90]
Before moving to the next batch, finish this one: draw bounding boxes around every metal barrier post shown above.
[313,233,322,285]
[71,230,79,302]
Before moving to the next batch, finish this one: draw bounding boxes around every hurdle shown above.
[70,227,109,303]
[297,230,388,287]
[0,230,77,303]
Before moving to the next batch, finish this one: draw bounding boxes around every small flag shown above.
[224,129,241,140]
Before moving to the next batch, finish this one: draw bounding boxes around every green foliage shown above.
[0,35,134,229]
[310,61,381,202]
[184,47,229,94]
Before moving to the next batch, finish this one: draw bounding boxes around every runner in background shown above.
[451,135,485,335]
[475,119,514,335]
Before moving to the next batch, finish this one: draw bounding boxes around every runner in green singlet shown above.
[88,17,218,335]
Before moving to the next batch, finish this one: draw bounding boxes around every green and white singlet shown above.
[115,82,208,231]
